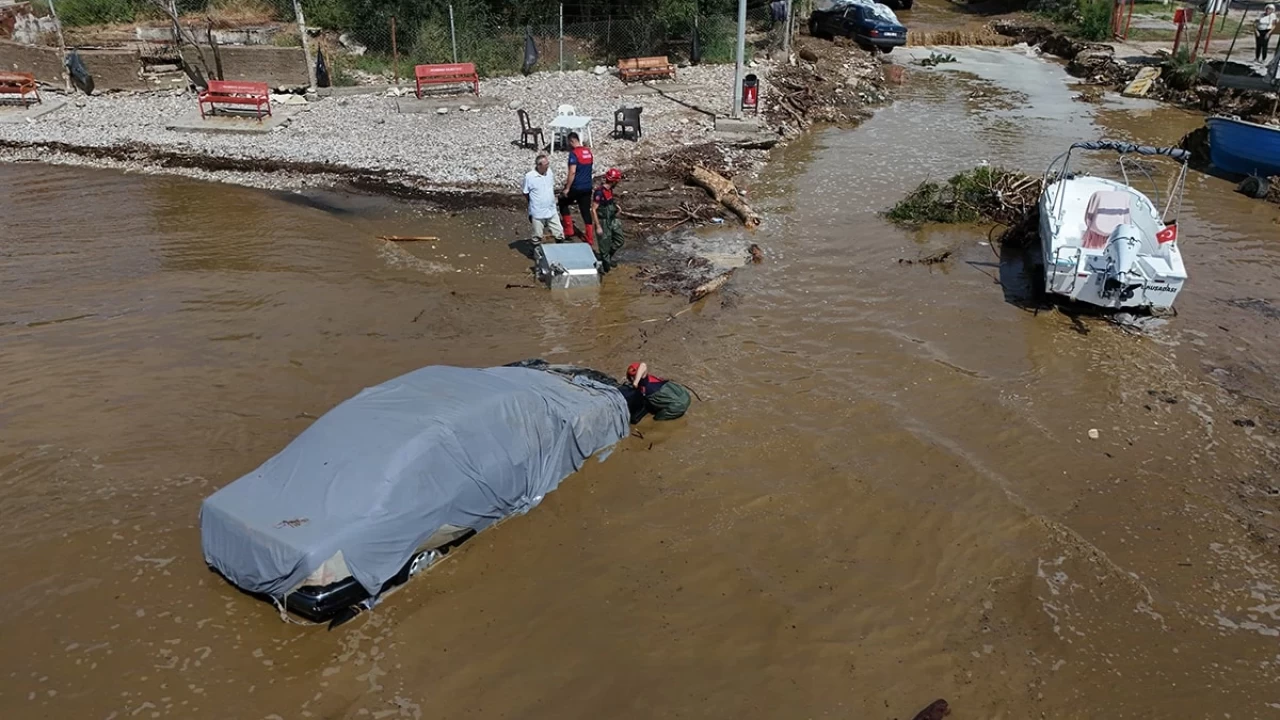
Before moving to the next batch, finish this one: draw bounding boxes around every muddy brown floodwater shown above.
[5,45,1280,720]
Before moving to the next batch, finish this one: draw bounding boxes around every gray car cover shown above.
[200,365,629,598]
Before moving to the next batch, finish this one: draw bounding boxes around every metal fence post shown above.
[559,3,565,74]
[448,4,458,63]
[391,16,399,88]
[292,0,317,90]
[783,0,792,56]
[732,0,746,119]
[45,0,71,92]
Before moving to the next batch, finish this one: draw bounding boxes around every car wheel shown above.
[880,46,894,54]
[407,549,441,578]
[901,0,913,8]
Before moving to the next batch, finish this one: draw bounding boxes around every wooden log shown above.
[378,235,440,242]
[688,165,761,228]
[689,269,734,303]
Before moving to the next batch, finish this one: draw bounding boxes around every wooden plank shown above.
[1121,66,1161,97]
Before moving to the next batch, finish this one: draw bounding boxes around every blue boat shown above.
[1206,116,1280,178]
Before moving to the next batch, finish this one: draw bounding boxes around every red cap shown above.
[626,362,640,378]
[605,168,622,183]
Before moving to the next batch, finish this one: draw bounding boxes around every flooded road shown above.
[4,45,1280,720]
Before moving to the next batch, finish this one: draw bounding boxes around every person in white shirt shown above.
[522,154,563,246]
[1257,4,1277,64]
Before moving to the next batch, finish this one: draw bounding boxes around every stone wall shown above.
[0,39,308,91]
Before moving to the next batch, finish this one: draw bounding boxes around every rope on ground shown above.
[642,81,719,117]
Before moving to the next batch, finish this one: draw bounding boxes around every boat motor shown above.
[1101,224,1146,302]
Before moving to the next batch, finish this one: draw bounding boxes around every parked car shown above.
[809,0,909,53]
[199,360,631,626]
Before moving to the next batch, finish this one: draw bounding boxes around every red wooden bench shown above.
[198,80,272,121]
[0,72,40,106]
[414,63,479,98]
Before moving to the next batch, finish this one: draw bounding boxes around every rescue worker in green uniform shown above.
[592,168,625,273]
[626,362,691,422]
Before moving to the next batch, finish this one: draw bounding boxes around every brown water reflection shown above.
[3,46,1280,720]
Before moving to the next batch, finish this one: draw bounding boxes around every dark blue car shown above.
[808,1,908,54]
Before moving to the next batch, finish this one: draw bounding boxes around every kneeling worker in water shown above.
[625,362,692,422]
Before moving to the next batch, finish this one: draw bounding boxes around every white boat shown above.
[1038,140,1190,311]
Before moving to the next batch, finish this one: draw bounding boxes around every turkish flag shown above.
[1156,223,1178,244]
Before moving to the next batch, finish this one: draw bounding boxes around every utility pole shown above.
[732,0,745,119]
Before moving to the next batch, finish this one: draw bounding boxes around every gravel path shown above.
[0,64,770,191]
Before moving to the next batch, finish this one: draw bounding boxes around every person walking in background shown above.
[1256,4,1276,64]
[558,132,595,248]
[522,154,562,246]
[592,167,625,272]
[625,362,692,422]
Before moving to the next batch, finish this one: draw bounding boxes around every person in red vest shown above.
[558,132,595,248]
[625,362,692,422]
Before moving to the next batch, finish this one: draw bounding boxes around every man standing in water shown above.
[522,154,563,246]
[625,362,692,422]
[558,132,595,248]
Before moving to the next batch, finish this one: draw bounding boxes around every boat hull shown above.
[1206,116,1280,178]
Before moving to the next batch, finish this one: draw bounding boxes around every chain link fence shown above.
[321,6,783,86]
[13,0,794,86]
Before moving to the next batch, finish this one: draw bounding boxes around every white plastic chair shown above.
[554,105,578,149]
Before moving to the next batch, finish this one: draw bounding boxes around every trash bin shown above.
[742,73,759,114]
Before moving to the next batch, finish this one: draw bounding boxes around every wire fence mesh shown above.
[23,0,794,84]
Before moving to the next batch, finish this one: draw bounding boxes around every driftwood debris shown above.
[689,165,761,228]
[378,235,440,242]
[689,269,734,303]
[910,699,951,720]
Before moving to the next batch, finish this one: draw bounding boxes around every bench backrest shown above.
[0,71,36,84]
[415,63,478,78]
[206,80,269,97]
[618,56,671,69]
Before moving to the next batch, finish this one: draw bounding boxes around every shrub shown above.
[1073,0,1113,41]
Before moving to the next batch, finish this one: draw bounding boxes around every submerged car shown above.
[809,0,908,53]
[200,360,631,625]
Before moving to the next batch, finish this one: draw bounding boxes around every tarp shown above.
[200,364,629,599]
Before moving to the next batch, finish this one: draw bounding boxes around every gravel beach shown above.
[0,63,769,192]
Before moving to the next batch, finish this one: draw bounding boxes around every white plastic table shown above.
[549,114,593,148]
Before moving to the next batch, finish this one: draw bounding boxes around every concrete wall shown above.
[183,45,308,89]
[0,39,62,84]
[0,39,308,91]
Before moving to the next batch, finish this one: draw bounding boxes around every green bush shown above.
[54,0,141,26]
[1073,0,1113,41]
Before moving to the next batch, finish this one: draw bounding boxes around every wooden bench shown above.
[0,72,40,106]
[617,56,676,83]
[414,63,480,98]
[198,80,272,121]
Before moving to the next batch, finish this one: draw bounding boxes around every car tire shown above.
[901,0,913,8]
[407,549,441,578]
[881,46,894,54]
